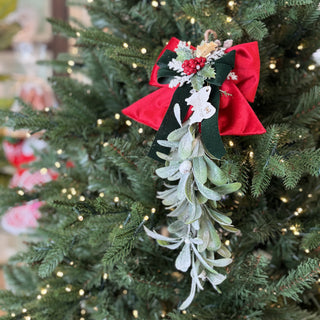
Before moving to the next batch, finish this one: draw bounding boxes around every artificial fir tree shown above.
[0,0,320,319]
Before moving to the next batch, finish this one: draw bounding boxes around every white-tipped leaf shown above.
[177,173,189,200]
[185,173,195,203]
[156,152,172,161]
[157,239,184,250]
[168,220,187,236]
[197,229,210,253]
[195,178,221,201]
[186,203,202,224]
[167,125,189,142]
[204,156,227,186]
[213,182,242,195]
[144,226,179,242]
[167,200,188,217]
[217,244,232,258]
[173,103,182,127]
[179,273,197,310]
[155,164,180,179]
[175,242,191,272]
[207,272,227,288]
[209,210,233,226]
[207,258,233,267]
[178,131,193,160]
[191,243,215,273]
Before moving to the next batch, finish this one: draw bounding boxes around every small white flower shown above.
[227,71,238,80]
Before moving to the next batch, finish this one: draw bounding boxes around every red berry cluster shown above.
[182,57,207,75]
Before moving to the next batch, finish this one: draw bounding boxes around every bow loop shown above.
[122,37,265,162]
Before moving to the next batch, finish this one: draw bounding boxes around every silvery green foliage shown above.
[145,105,241,310]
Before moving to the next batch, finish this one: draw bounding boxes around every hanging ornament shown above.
[122,30,266,309]
[122,30,265,161]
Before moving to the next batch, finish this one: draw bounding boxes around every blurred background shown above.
[0,0,89,299]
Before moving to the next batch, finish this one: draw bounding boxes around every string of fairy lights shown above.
[7,1,320,319]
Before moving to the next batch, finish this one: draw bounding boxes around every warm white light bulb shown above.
[151,0,159,7]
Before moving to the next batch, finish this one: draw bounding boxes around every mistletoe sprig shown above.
[145,106,241,309]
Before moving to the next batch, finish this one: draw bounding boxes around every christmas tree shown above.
[0,0,320,319]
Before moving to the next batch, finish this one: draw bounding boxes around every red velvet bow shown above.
[122,37,265,136]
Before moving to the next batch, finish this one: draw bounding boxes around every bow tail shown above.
[148,84,192,162]
[219,81,266,136]
[201,85,226,159]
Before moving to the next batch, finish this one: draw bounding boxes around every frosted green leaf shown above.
[186,203,202,224]
[191,74,205,91]
[168,220,187,235]
[193,156,207,184]
[144,226,179,242]
[207,225,221,251]
[178,131,193,160]
[208,258,232,267]
[198,64,216,79]
[157,140,179,148]
[207,273,227,288]
[157,240,183,250]
[198,229,210,252]
[167,171,182,181]
[156,152,172,161]
[175,243,191,272]
[204,156,227,186]
[157,186,177,198]
[196,192,208,204]
[191,243,215,273]
[185,173,194,203]
[179,271,197,310]
[167,125,189,142]
[176,45,193,62]
[167,200,188,217]
[177,173,189,200]
[221,225,239,233]
[214,182,242,195]
[162,189,179,206]
[191,138,205,158]
[195,178,221,201]
[155,164,180,179]
[217,244,232,258]
[209,210,233,226]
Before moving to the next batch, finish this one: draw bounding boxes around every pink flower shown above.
[10,168,58,192]
[1,201,42,235]
[19,82,56,111]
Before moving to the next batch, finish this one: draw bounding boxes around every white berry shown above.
[179,160,192,174]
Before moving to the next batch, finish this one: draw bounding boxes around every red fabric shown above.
[225,42,260,103]
[123,87,176,130]
[122,38,266,136]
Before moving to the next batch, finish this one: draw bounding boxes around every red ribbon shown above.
[122,37,266,136]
